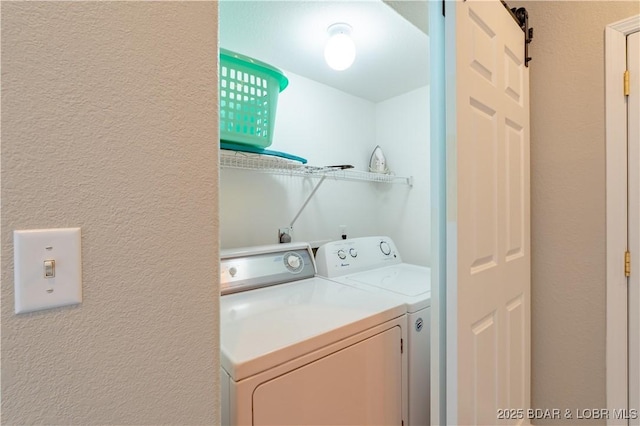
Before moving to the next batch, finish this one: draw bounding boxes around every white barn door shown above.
[445,1,531,424]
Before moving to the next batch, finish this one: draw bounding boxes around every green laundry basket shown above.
[219,48,289,148]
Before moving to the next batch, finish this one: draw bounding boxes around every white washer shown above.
[220,242,408,425]
[316,236,431,426]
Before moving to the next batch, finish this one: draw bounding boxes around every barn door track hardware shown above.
[507,4,534,67]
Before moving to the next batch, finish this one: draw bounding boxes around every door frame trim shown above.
[606,14,640,425]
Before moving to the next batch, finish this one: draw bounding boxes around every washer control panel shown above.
[315,236,402,278]
[221,243,315,295]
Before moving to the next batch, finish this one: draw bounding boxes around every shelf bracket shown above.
[279,165,359,243]
[290,175,327,230]
[279,175,327,243]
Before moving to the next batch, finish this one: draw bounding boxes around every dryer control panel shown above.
[221,243,316,295]
[315,236,402,278]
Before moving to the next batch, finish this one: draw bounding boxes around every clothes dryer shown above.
[220,242,408,425]
[316,236,431,426]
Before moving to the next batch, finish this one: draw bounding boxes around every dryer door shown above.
[252,326,403,425]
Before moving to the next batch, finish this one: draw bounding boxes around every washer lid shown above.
[220,277,405,381]
[330,264,432,313]
[345,264,431,297]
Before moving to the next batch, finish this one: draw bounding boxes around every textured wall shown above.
[510,2,639,423]
[1,2,220,425]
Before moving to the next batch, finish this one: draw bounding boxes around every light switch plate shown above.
[14,228,82,314]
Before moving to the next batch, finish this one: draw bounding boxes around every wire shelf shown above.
[220,149,413,186]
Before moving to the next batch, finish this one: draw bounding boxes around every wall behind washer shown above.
[376,85,430,267]
[220,71,431,266]
[1,2,219,424]
[509,2,640,423]
[220,70,381,249]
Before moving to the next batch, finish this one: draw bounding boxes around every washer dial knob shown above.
[283,252,304,273]
[349,248,358,258]
[337,250,347,260]
[379,241,391,255]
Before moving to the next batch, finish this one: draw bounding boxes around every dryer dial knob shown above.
[380,241,391,255]
[283,252,304,273]
[287,255,301,269]
[349,248,358,258]
[337,250,347,260]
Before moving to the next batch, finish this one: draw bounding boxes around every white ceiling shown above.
[219,1,430,103]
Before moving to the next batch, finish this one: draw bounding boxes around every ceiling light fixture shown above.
[324,23,356,71]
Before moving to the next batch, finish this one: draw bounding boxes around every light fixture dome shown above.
[324,23,355,71]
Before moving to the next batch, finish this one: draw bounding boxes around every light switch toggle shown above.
[44,259,55,278]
